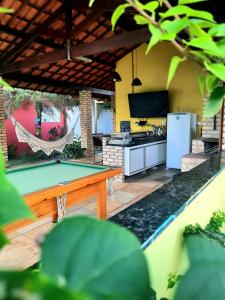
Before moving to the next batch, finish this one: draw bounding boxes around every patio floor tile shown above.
[0,165,177,269]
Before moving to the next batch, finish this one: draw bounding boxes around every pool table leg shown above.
[97,180,107,219]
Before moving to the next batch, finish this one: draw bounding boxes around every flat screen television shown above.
[128,91,169,118]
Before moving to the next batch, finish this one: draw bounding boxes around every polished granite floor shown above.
[0,163,178,269]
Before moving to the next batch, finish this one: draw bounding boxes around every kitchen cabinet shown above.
[146,143,167,168]
[124,141,167,176]
[124,147,145,175]
[145,144,158,168]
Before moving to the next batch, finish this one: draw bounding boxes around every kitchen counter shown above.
[110,154,222,247]
[107,136,166,147]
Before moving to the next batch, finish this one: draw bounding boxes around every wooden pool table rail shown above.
[5,167,122,233]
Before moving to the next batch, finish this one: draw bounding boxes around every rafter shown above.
[4,73,115,96]
[0,25,63,50]
[3,28,150,73]
[39,6,109,42]
[0,25,114,69]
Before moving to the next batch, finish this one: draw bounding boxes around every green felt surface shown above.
[6,161,108,195]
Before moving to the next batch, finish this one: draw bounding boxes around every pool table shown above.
[5,160,122,233]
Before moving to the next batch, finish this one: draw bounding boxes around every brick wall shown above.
[102,137,124,182]
[0,87,8,160]
[202,98,221,139]
[201,98,225,150]
[111,96,116,133]
[79,90,93,157]
[192,139,204,154]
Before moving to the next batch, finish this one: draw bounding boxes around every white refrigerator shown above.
[166,113,197,169]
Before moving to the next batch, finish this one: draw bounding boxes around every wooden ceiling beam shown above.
[4,73,115,96]
[0,25,115,68]
[64,0,73,39]
[39,7,108,42]
[0,25,63,50]
[3,28,150,73]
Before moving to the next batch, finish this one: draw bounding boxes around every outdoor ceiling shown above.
[0,0,142,96]
[0,0,223,97]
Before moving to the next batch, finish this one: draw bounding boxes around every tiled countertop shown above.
[110,154,222,247]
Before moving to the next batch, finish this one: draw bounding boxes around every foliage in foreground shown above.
[184,210,225,245]
[1,149,225,299]
[90,0,225,118]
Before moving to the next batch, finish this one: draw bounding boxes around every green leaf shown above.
[179,0,206,4]
[216,39,225,55]
[111,4,130,31]
[188,21,208,37]
[41,217,151,300]
[205,62,225,82]
[0,271,86,300]
[205,74,220,94]
[88,0,95,7]
[204,86,225,118]
[160,5,214,22]
[0,77,13,91]
[160,17,189,36]
[0,7,13,14]
[160,32,176,41]
[175,237,225,300]
[208,23,225,37]
[134,15,149,25]
[167,56,183,88]
[144,1,159,13]
[0,150,34,227]
[146,24,162,53]
[0,229,9,249]
[188,37,218,52]
[188,37,225,58]
[199,74,206,96]
[189,18,215,29]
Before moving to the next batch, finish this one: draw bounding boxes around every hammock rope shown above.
[4,96,77,156]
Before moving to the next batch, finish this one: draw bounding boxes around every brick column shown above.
[79,90,94,157]
[102,137,125,182]
[0,87,8,160]
[111,95,116,133]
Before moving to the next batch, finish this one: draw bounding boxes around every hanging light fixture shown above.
[131,49,142,86]
[112,71,122,82]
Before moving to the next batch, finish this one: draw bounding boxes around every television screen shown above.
[128,91,169,118]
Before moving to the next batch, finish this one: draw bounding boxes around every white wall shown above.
[67,106,81,137]
[97,110,112,134]
[67,105,112,137]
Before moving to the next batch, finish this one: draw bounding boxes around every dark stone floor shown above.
[110,154,222,247]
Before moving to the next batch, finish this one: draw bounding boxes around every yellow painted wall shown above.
[115,42,203,132]
[144,168,225,299]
